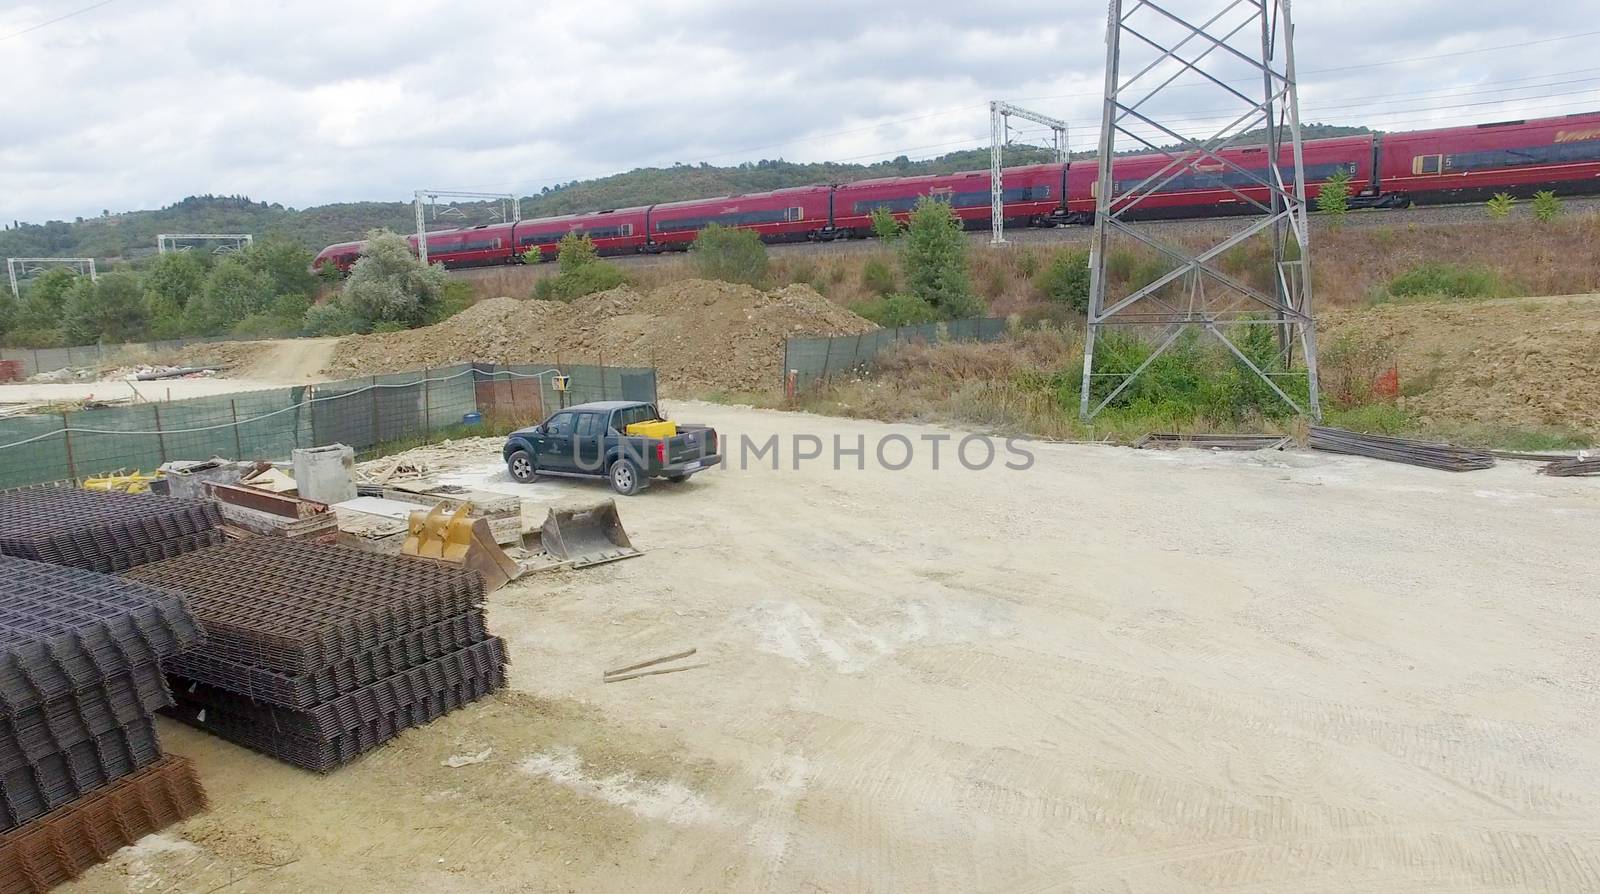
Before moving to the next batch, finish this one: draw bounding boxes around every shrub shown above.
[1315,168,1352,222]
[870,207,903,241]
[142,252,207,310]
[531,233,629,301]
[1384,262,1498,302]
[428,281,474,323]
[322,229,449,331]
[303,299,365,336]
[185,256,276,335]
[690,223,768,285]
[17,267,78,330]
[557,232,599,271]
[850,293,941,328]
[1532,189,1561,222]
[1035,250,1091,311]
[1485,192,1514,219]
[1319,329,1395,408]
[861,257,897,295]
[902,197,982,319]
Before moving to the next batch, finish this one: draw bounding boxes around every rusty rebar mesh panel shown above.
[0,490,222,572]
[165,611,489,709]
[0,557,203,715]
[0,755,206,894]
[123,539,485,676]
[166,648,506,772]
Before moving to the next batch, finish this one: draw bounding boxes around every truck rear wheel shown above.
[609,458,642,496]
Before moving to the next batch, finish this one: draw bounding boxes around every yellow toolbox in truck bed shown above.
[624,419,678,439]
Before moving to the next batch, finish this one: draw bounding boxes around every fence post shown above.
[850,332,864,375]
[371,376,381,446]
[599,353,608,400]
[60,413,77,481]
[423,367,432,433]
[152,405,167,465]
[230,399,243,458]
[821,339,833,383]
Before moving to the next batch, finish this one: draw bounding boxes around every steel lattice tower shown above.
[1080,0,1321,420]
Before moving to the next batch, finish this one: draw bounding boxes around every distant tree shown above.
[143,251,207,310]
[17,267,79,330]
[242,238,318,298]
[902,197,982,319]
[1532,190,1561,222]
[1315,169,1351,223]
[0,289,16,341]
[61,272,147,345]
[1485,192,1514,219]
[689,223,769,286]
[186,257,275,335]
[870,207,902,241]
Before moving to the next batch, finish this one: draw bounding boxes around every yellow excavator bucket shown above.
[401,500,521,591]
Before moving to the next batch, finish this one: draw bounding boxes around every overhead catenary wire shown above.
[0,367,562,451]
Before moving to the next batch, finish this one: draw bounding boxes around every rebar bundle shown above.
[0,490,223,573]
[0,558,204,834]
[0,756,207,894]
[1134,433,1292,451]
[1540,457,1600,477]
[1308,426,1496,472]
[126,539,506,772]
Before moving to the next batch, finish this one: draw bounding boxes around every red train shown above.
[314,111,1600,272]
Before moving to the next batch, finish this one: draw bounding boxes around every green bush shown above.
[870,207,902,241]
[531,233,628,301]
[186,256,275,335]
[61,272,147,345]
[1315,168,1352,222]
[304,299,366,336]
[861,256,897,295]
[1485,192,1514,219]
[1034,250,1091,311]
[533,262,628,302]
[1532,189,1561,222]
[17,267,78,331]
[1077,325,1304,422]
[850,293,941,328]
[314,229,448,332]
[690,223,769,285]
[902,197,982,319]
[1383,262,1498,302]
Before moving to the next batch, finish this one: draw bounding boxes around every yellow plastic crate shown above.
[624,419,678,439]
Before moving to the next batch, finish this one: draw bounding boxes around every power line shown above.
[0,0,118,43]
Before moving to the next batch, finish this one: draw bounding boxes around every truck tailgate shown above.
[665,427,717,463]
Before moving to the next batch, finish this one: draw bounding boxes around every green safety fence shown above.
[782,317,1010,392]
[0,336,237,378]
[0,361,658,490]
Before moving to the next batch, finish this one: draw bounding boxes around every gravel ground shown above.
[67,401,1600,893]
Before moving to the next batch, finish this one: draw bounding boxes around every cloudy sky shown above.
[2,0,1594,223]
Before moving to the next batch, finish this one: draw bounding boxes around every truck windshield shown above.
[613,405,659,430]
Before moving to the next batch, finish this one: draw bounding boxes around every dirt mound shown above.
[325,282,875,393]
[1321,293,1600,435]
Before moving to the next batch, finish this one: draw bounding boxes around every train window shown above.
[787,207,804,222]
[1413,155,1442,175]
[621,224,633,237]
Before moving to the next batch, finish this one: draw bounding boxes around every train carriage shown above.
[1066,135,1374,219]
[645,186,833,250]
[514,207,650,260]
[1376,111,1600,204]
[832,164,1064,234]
[413,222,517,268]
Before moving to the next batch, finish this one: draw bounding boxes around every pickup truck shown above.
[501,400,722,495]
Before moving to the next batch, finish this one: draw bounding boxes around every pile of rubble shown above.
[325,279,876,392]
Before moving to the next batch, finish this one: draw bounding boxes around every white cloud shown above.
[0,0,1593,223]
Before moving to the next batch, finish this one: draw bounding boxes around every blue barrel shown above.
[462,412,484,425]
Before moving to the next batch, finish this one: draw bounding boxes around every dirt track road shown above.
[70,402,1600,892]
[231,336,338,383]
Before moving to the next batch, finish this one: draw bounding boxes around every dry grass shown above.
[453,213,1600,317]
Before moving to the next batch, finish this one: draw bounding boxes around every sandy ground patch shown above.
[64,401,1600,893]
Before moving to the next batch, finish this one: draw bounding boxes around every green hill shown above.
[0,124,1369,261]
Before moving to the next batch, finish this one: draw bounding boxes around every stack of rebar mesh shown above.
[0,489,223,573]
[124,538,506,773]
[0,557,208,893]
